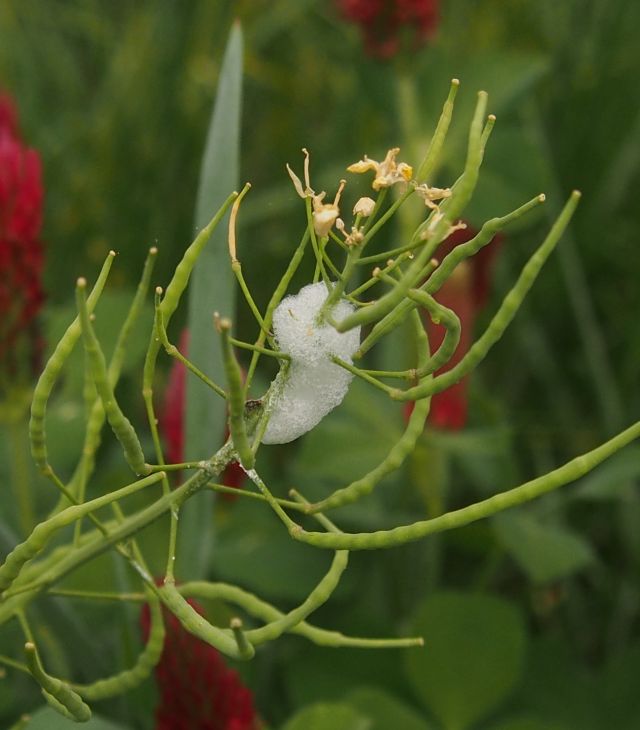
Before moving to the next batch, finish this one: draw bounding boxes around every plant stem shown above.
[7,415,35,538]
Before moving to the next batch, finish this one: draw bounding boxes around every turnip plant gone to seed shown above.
[1,79,639,724]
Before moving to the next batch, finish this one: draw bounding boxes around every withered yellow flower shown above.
[347,148,413,190]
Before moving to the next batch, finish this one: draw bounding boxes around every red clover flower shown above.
[0,91,45,391]
[141,597,259,730]
[338,0,440,58]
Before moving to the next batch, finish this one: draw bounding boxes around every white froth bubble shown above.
[262,282,360,444]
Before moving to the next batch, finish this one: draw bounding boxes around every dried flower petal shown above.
[347,148,413,190]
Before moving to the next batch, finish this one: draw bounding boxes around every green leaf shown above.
[281,702,371,730]
[519,635,601,730]
[26,706,129,729]
[493,511,595,583]
[405,591,527,730]
[180,21,243,579]
[347,687,433,730]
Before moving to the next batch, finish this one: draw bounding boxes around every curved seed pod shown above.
[216,316,254,469]
[409,290,461,377]
[179,582,423,649]
[308,310,431,513]
[355,259,440,359]
[76,279,146,474]
[158,580,253,660]
[287,420,640,550]
[356,194,545,361]
[142,194,238,468]
[372,268,460,379]
[391,191,581,402]
[66,247,158,505]
[426,194,546,296]
[0,473,164,593]
[245,549,348,645]
[25,642,92,723]
[73,594,165,700]
[29,251,115,478]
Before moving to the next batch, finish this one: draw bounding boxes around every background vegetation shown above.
[1,1,639,728]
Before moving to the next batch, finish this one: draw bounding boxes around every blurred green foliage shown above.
[1,0,639,728]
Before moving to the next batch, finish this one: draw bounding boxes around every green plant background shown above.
[1,0,639,728]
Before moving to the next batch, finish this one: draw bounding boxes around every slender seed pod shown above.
[409,290,461,377]
[29,251,115,478]
[245,549,348,645]
[391,191,581,401]
[245,229,310,391]
[426,194,546,295]
[160,192,238,323]
[0,527,112,626]
[308,311,431,513]
[8,478,196,602]
[179,582,423,649]
[355,259,440,358]
[287,420,640,551]
[25,642,92,722]
[0,473,164,593]
[76,279,146,474]
[63,247,158,508]
[216,315,254,469]
[355,193,545,361]
[372,268,461,378]
[158,580,253,660]
[142,194,238,466]
[73,594,165,700]
[416,78,459,182]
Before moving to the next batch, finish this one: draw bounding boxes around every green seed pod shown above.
[287,420,640,551]
[216,315,254,469]
[308,310,431,513]
[25,642,92,723]
[179,581,423,649]
[158,580,253,660]
[29,251,115,479]
[391,191,581,402]
[0,473,164,593]
[73,594,165,700]
[76,279,147,475]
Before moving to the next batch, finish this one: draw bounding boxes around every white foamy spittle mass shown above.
[262,282,360,444]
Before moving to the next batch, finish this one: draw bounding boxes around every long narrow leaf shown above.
[181,22,243,579]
